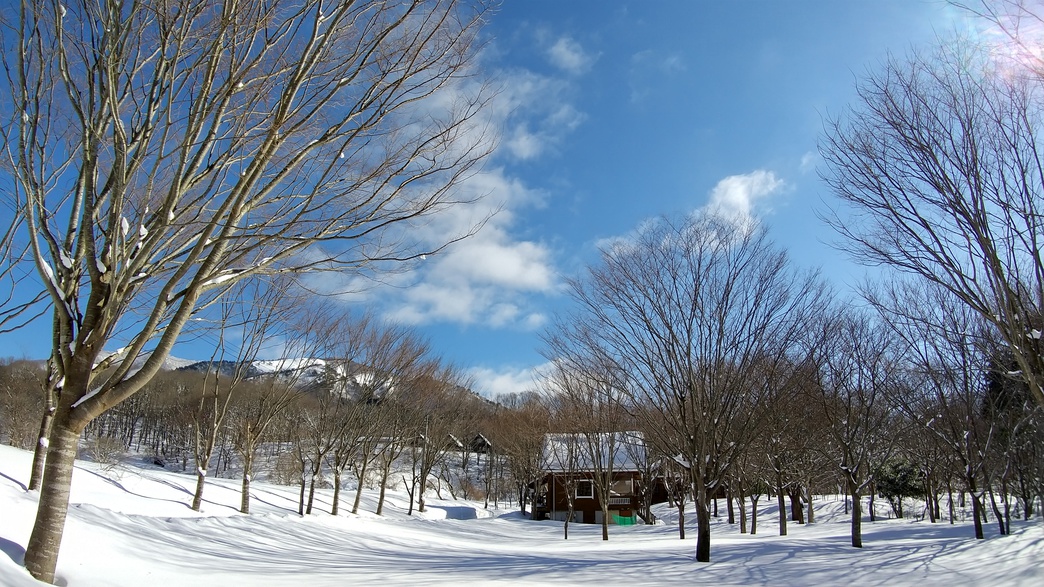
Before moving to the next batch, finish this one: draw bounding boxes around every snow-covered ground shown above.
[1,444,1040,586]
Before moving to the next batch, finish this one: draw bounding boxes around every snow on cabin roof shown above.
[540,431,647,473]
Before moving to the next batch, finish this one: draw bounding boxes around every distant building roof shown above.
[540,431,647,472]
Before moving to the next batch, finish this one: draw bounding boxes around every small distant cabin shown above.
[469,433,492,455]
[532,431,647,525]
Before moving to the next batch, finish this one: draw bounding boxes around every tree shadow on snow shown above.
[0,536,26,566]
[426,505,478,520]
[0,470,28,492]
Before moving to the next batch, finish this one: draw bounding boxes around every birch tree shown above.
[0,0,493,580]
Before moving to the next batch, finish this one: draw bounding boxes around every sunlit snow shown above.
[0,444,1040,586]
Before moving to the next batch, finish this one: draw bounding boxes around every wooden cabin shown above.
[531,432,648,525]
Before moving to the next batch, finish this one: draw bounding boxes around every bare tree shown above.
[812,308,905,548]
[229,284,324,514]
[490,392,550,516]
[820,38,1044,411]
[869,278,1010,538]
[541,358,631,540]
[0,0,493,580]
[550,211,828,562]
[400,362,473,514]
[348,323,430,515]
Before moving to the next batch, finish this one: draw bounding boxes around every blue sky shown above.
[420,0,971,397]
[0,1,977,397]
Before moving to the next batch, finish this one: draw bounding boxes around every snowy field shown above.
[0,444,1041,586]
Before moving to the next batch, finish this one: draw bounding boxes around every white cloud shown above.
[800,151,818,174]
[308,37,588,333]
[468,363,549,398]
[547,36,596,75]
[377,167,558,329]
[505,125,544,160]
[704,169,786,222]
[493,70,587,161]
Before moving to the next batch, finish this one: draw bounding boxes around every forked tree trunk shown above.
[789,488,804,523]
[24,420,82,583]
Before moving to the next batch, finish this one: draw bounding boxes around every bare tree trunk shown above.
[406,474,416,516]
[24,421,81,583]
[789,487,805,524]
[777,485,788,536]
[306,471,319,515]
[601,503,610,541]
[376,482,388,516]
[738,487,748,534]
[677,502,686,539]
[332,468,343,516]
[695,497,711,562]
[28,406,55,491]
[987,486,1007,536]
[850,486,863,548]
[750,494,760,535]
[191,468,207,511]
[240,450,254,514]
[376,458,392,516]
[352,459,370,515]
[298,461,307,516]
[968,475,984,540]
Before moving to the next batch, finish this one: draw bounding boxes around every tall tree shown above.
[0,0,493,581]
[812,309,904,548]
[869,278,1006,539]
[550,211,827,562]
[820,38,1044,410]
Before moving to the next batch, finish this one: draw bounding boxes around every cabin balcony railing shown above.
[608,497,631,506]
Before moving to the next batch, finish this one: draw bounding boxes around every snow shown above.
[252,357,326,374]
[1,444,1042,586]
[58,250,73,270]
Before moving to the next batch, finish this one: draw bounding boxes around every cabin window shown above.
[576,480,594,499]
